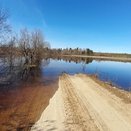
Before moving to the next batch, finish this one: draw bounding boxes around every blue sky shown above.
[0,0,131,53]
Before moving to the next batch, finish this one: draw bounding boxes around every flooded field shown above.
[0,57,131,130]
[43,58,131,91]
[0,62,58,130]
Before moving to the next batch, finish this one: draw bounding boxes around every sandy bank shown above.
[32,74,131,131]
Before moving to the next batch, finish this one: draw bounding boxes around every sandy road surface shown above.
[32,74,131,131]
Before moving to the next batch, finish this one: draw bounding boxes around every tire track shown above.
[60,74,99,131]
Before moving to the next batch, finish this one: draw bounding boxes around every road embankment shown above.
[32,74,131,131]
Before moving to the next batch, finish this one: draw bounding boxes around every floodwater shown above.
[0,59,58,130]
[42,58,131,91]
[0,57,131,130]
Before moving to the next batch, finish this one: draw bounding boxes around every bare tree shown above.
[0,8,11,44]
[19,28,31,66]
[18,28,46,67]
[7,37,16,72]
[31,30,45,65]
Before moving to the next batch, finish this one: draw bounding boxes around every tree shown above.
[18,28,46,67]
[31,29,45,65]
[0,8,13,76]
[0,8,11,44]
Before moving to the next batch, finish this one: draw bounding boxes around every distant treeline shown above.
[1,46,131,59]
[48,48,94,56]
[46,48,131,58]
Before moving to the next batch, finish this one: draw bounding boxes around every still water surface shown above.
[42,59,131,91]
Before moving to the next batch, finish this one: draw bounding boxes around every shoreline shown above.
[62,55,131,62]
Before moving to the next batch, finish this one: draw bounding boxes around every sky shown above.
[0,0,131,53]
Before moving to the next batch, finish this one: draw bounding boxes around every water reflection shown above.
[52,56,93,64]
[0,58,51,89]
[0,58,59,130]
[1,56,130,91]
[42,58,131,91]
[0,56,131,130]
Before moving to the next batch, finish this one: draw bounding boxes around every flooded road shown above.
[31,74,131,131]
[0,57,131,130]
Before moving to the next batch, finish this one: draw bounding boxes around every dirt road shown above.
[31,74,131,131]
